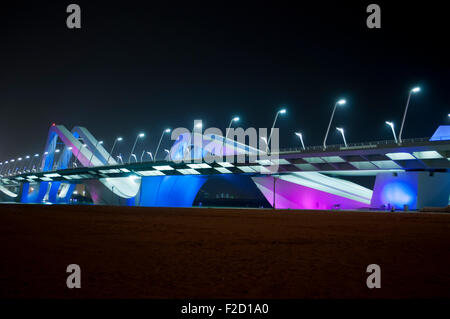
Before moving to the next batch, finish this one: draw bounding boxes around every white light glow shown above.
[412,151,443,159]
[386,152,415,160]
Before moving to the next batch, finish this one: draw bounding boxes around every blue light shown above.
[381,181,416,209]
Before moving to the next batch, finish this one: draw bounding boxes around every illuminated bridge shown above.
[1,124,449,210]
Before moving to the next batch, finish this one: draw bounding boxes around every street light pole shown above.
[107,137,122,165]
[223,117,239,157]
[336,127,347,147]
[154,129,171,162]
[129,133,145,163]
[164,149,171,161]
[385,121,398,143]
[398,87,420,144]
[323,99,346,149]
[295,132,305,150]
[267,109,286,152]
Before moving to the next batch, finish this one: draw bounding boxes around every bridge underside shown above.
[10,171,450,210]
[1,124,450,210]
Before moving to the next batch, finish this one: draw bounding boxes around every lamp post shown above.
[336,127,347,147]
[147,152,153,161]
[260,136,268,152]
[29,153,39,172]
[107,137,122,164]
[8,159,15,175]
[398,86,421,144]
[129,133,145,163]
[154,128,171,162]
[223,116,239,156]
[295,132,305,150]
[267,109,286,152]
[89,141,103,166]
[140,150,146,162]
[22,155,30,173]
[164,149,171,161]
[131,153,137,163]
[385,121,398,143]
[13,158,22,175]
[117,154,123,164]
[323,99,346,149]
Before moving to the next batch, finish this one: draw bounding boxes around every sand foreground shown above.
[0,204,449,298]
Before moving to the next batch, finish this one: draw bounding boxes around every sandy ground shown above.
[0,204,449,299]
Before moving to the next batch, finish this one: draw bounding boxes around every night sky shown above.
[0,1,449,162]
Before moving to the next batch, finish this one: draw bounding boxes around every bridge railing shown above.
[0,137,436,178]
[278,137,431,153]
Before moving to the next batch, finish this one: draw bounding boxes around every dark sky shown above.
[0,1,449,161]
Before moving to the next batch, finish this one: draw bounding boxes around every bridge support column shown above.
[371,171,450,210]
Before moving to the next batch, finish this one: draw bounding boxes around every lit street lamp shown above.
[107,137,123,164]
[398,86,421,143]
[22,155,30,173]
[267,108,286,152]
[222,116,239,156]
[29,153,39,171]
[13,158,22,175]
[129,133,145,163]
[385,121,398,143]
[336,127,348,147]
[154,128,171,162]
[295,132,305,150]
[225,116,239,139]
[323,99,346,149]
[147,152,153,161]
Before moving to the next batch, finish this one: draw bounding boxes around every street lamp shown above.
[29,154,39,172]
[385,121,398,143]
[129,133,145,163]
[164,149,171,161]
[295,132,305,150]
[154,128,171,162]
[323,99,346,149]
[260,136,268,151]
[3,161,10,175]
[140,150,146,162]
[225,116,240,139]
[107,137,123,164]
[116,154,123,164]
[336,127,347,147]
[398,86,421,144]
[13,158,22,175]
[222,116,240,156]
[8,159,15,175]
[22,155,30,173]
[267,108,286,152]
[147,152,153,161]
[131,153,137,163]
